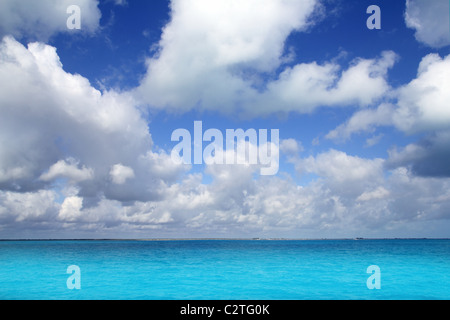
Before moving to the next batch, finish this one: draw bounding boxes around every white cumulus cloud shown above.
[110,164,135,185]
[134,0,396,117]
[0,0,101,41]
[405,0,450,48]
[327,53,450,142]
[0,36,185,203]
[40,159,94,183]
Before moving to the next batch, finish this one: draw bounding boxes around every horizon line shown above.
[1,237,449,241]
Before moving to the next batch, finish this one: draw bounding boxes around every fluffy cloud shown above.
[260,51,397,115]
[0,190,58,224]
[297,149,384,185]
[135,0,318,112]
[326,53,450,178]
[393,54,450,134]
[2,146,450,238]
[59,196,84,222]
[110,164,135,185]
[327,53,450,135]
[325,103,393,142]
[135,0,395,116]
[0,36,185,205]
[405,0,450,48]
[0,0,101,41]
[356,187,390,202]
[39,159,94,183]
[280,139,303,156]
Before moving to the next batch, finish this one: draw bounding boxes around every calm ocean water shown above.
[0,239,449,300]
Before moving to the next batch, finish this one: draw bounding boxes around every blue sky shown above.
[0,0,450,239]
[50,0,445,158]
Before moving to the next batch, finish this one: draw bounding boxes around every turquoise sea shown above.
[0,239,449,300]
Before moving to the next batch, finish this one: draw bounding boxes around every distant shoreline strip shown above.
[0,238,449,241]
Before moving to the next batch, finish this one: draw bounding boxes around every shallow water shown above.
[0,239,449,300]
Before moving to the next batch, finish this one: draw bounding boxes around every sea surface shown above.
[0,239,449,300]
